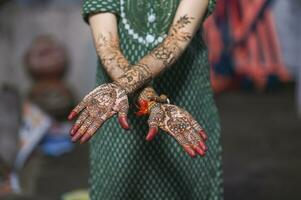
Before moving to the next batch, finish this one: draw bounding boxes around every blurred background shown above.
[0,0,300,200]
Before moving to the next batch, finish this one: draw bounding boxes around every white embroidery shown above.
[120,0,167,46]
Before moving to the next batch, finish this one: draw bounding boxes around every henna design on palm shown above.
[146,103,208,158]
[138,87,207,158]
[68,83,129,144]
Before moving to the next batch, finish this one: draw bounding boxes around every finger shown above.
[71,117,92,142]
[174,134,196,158]
[68,101,86,120]
[80,111,114,143]
[188,116,208,141]
[193,146,205,157]
[183,146,197,158]
[71,131,83,143]
[183,129,207,157]
[116,96,129,130]
[146,127,158,141]
[70,110,89,136]
[146,105,164,140]
[199,130,208,141]
[68,111,78,121]
[80,122,101,144]
[199,140,208,152]
[118,113,130,130]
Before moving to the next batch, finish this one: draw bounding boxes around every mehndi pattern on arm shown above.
[114,15,195,94]
[95,32,130,80]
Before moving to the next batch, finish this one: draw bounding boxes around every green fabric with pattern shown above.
[82,0,223,199]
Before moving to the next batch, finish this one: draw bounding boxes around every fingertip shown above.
[194,146,205,157]
[184,146,196,158]
[118,116,130,130]
[199,140,207,151]
[199,130,208,141]
[204,144,208,152]
[71,131,82,143]
[68,111,77,121]
[70,125,79,136]
[80,134,91,144]
[146,127,158,141]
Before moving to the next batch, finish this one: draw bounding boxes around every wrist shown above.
[114,64,153,95]
[135,92,169,116]
[136,100,159,116]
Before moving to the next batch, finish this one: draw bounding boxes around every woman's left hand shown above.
[68,83,129,143]
[144,103,208,158]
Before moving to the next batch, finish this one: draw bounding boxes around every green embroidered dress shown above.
[83,0,222,199]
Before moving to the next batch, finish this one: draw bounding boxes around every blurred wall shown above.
[272,0,301,116]
[273,0,301,76]
[0,2,97,99]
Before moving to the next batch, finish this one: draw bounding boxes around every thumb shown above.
[118,113,130,130]
[146,106,163,141]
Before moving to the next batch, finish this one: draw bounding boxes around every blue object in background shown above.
[40,122,74,157]
[41,134,74,157]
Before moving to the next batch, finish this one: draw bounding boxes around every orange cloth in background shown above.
[204,0,290,92]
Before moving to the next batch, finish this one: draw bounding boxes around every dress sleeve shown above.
[82,0,120,24]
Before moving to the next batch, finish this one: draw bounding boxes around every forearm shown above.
[115,0,209,94]
[89,13,161,101]
[89,13,130,81]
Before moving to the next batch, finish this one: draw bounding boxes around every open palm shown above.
[146,103,208,157]
[68,83,129,143]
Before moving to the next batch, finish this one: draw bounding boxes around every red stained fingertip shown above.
[199,130,208,141]
[199,141,207,151]
[71,131,82,143]
[194,146,205,157]
[80,134,92,144]
[146,127,158,141]
[184,146,196,158]
[68,111,78,121]
[118,116,130,130]
[70,125,80,136]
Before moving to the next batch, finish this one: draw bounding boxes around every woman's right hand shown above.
[68,83,129,144]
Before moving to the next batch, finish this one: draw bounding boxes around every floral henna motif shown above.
[151,15,194,66]
[115,64,153,94]
[146,103,208,158]
[138,86,168,103]
[68,83,129,144]
[113,15,195,95]
[96,33,130,80]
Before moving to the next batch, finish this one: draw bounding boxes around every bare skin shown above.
[69,0,210,157]
[137,87,208,157]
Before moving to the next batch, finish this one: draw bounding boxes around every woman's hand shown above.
[145,103,208,158]
[68,83,129,143]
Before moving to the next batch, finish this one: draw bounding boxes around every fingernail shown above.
[71,132,81,142]
[80,134,91,144]
[185,147,196,158]
[199,141,206,151]
[70,125,79,136]
[200,130,208,141]
[70,128,74,136]
[146,127,158,141]
[195,147,205,157]
[119,116,130,130]
[68,111,77,120]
